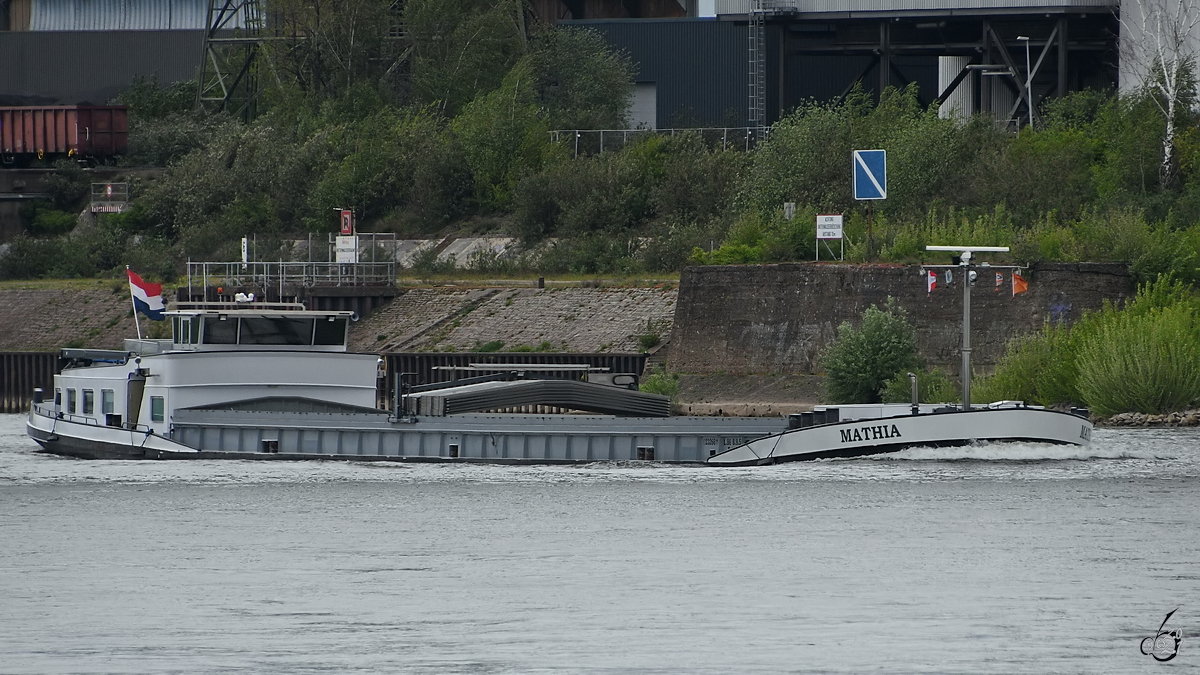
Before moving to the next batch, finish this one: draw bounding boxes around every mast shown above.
[961,251,972,409]
[926,246,1011,410]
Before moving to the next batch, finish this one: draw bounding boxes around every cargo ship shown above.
[24,303,786,463]
[25,245,1093,464]
[24,302,1090,465]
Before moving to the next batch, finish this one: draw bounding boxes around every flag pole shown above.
[127,266,142,340]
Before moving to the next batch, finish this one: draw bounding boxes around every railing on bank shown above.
[186,233,399,294]
[550,127,770,157]
[186,260,396,296]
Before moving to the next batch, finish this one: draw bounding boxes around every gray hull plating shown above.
[29,406,787,464]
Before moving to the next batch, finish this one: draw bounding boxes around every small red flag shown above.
[926,270,937,296]
[1012,271,1028,296]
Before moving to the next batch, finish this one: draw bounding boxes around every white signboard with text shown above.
[336,235,359,264]
[817,214,843,239]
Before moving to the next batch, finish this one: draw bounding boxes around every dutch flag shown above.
[127,268,166,321]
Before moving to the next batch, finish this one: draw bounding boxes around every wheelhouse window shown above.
[67,389,77,414]
[197,314,347,346]
[82,389,94,415]
[54,388,61,406]
[150,396,165,422]
[314,317,348,346]
[101,389,114,414]
[239,317,316,345]
[172,317,202,345]
[202,317,237,344]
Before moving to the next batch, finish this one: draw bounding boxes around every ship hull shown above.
[707,407,1093,466]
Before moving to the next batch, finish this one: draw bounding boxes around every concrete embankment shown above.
[0,282,145,351]
[0,262,1140,414]
[0,282,679,354]
[351,285,677,353]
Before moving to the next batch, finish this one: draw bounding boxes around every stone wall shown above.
[669,262,1134,375]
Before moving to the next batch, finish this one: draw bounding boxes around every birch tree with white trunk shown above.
[1120,0,1200,188]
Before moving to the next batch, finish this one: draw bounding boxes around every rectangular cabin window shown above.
[101,389,114,414]
[239,317,316,345]
[172,316,200,344]
[82,389,94,415]
[314,317,348,346]
[67,389,76,414]
[150,396,165,422]
[202,316,238,344]
[54,388,61,406]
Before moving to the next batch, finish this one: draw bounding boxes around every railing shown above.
[32,403,156,434]
[550,127,771,157]
[186,260,396,294]
[186,232,399,292]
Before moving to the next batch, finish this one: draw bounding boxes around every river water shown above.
[1,413,1198,674]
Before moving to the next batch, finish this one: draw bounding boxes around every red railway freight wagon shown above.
[0,106,128,162]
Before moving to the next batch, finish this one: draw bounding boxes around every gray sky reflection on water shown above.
[1,414,1198,674]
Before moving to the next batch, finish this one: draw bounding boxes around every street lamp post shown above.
[1016,35,1032,128]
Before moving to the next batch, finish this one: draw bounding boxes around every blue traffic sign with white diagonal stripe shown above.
[853,149,887,200]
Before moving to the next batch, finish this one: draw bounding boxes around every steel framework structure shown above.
[196,0,266,119]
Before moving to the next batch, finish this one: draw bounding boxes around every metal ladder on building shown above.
[748,0,767,130]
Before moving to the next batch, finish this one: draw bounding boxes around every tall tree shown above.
[527,26,635,130]
[1120,0,1200,188]
[263,0,402,103]
[405,0,527,117]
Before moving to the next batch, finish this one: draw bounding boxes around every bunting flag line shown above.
[926,269,937,296]
[995,272,1004,293]
[944,269,953,285]
[1012,270,1029,296]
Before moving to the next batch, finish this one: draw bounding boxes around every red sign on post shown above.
[340,209,354,235]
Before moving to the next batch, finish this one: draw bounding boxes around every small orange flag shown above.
[1012,271,1028,296]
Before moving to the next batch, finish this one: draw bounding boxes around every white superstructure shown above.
[30,304,376,444]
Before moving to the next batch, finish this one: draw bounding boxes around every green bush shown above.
[639,371,680,399]
[533,233,639,275]
[1076,303,1200,415]
[974,274,1200,412]
[822,298,920,403]
[22,203,77,236]
[881,367,959,404]
[0,236,64,279]
[527,26,635,130]
[451,62,552,211]
[971,323,1080,406]
[514,136,665,241]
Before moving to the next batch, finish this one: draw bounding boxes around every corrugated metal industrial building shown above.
[578,17,942,128]
[580,0,1117,128]
[714,0,1116,13]
[573,18,749,129]
[2,0,241,30]
[0,0,1122,123]
[0,29,202,105]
